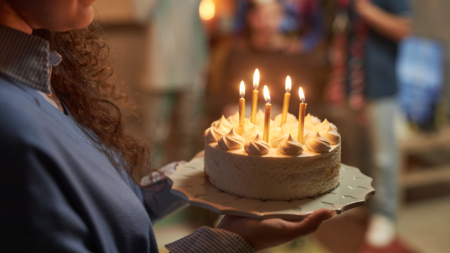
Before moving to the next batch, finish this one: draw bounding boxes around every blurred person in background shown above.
[0,0,335,252]
[207,0,327,120]
[326,0,411,250]
[144,0,208,168]
[234,0,325,54]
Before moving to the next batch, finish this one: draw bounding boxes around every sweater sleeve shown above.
[141,161,188,222]
[165,226,254,253]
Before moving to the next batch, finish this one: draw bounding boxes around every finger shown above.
[284,209,336,238]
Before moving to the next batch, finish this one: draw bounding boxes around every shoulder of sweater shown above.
[0,76,54,150]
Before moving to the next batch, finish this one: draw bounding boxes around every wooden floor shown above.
[397,196,450,253]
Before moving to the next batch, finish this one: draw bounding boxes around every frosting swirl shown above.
[274,113,298,125]
[269,122,281,140]
[320,125,340,145]
[211,115,233,130]
[216,121,232,134]
[321,118,337,131]
[227,113,255,132]
[305,121,316,131]
[277,134,304,156]
[242,125,263,142]
[218,128,245,150]
[281,123,298,140]
[244,134,270,155]
[303,129,313,143]
[204,127,218,143]
[204,121,230,142]
[305,131,331,153]
[243,118,256,132]
[305,113,321,125]
[254,109,265,126]
[313,118,338,133]
[270,128,289,148]
[227,112,240,129]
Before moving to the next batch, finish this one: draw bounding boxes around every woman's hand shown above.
[217,208,336,251]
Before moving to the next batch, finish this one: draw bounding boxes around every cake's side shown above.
[204,143,341,200]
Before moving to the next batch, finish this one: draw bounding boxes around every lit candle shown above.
[250,69,259,124]
[298,87,307,144]
[280,76,291,126]
[262,85,271,142]
[239,81,246,135]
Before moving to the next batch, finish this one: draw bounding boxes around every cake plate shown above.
[169,158,375,220]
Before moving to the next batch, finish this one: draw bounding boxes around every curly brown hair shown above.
[33,23,153,187]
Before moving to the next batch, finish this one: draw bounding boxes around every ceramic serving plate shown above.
[168,158,375,220]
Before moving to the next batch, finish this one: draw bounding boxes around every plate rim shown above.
[169,158,375,220]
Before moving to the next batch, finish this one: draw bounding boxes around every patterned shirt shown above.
[0,24,253,253]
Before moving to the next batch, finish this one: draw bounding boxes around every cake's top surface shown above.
[205,110,341,157]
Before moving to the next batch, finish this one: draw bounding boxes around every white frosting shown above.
[270,128,289,148]
[277,134,304,156]
[218,128,245,150]
[205,143,341,200]
[305,121,316,131]
[269,122,281,140]
[242,118,256,132]
[305,131,331,153]
[211,115,233,130]
[208,113,339,155]
[305,113,321,125]
[257,119,281,142]
[227,112,240,129]
[242,125,263,142]
[205,121,230,142]
[274,113,298,125]
[320,119,337,131]
[254,109,265,126]
[204,127,218,143]
[244,134,270,155]
[281,123,298,139]
[303,129,313,142]
[227,114,255,133]
[320,125,340,145]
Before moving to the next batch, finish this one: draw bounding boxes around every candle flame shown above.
[263,85,271,103]
[285,76,291,93]
[240,81,245,98]
[253,69,260,90]
[299,87,305,103]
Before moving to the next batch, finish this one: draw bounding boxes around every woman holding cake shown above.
[0,0,335,252]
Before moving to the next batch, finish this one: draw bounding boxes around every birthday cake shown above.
[204,111,341,200]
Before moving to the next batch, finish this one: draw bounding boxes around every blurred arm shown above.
[356,0,411,42]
